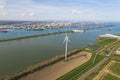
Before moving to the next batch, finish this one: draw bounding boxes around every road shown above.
[78,58,108,80]
[93,60,114,80]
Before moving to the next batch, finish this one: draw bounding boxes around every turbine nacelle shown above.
[63,34,70,43]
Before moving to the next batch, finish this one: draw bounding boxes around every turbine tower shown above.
[64,34,70,61]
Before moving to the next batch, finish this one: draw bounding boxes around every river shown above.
[0,22,120,78]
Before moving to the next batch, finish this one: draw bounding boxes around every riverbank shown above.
[3,48,83,80]
[85,25,114,31]
[20,52,92,80]
[0,31,73,42]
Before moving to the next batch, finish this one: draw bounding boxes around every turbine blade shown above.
[63,38,67,43]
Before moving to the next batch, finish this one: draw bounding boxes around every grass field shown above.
[86,38,120,80]
[85,59,111,80]
[95,38,116,47]
[110,63,120,76]
[102,73,120,80]
[111,56,120,62]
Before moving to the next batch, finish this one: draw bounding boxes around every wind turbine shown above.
[64,34,70,61]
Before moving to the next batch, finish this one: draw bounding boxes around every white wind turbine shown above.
[64,34,70,61]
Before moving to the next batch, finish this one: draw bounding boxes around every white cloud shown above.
[0,5,5,10]
[0,0,86,20]
[0,0,119,21]
[0,11,8,16]
[0,0,5,4]
[29,12,35,16]
[21,12,35,17]
[72,9,86,14]
[21,13,26,16]
[0,0,8,16]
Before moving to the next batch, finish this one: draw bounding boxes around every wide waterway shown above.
[0,22,120,78]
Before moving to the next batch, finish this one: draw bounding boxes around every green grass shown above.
[111,56,120,62]
[0,30,74,42]
[95,38,116,47]
[102,73,120,80]
[110,63,120,76]
[85,73,97,80]
[85,59,111,80]
[57,38,117,80]
[57,51,104,80]
[85,39,120,80]
[86,40,120,80]
[58,37,120,80]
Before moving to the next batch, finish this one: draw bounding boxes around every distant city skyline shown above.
[0,0,120,21]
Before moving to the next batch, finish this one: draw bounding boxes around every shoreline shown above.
[0,31,73,42]
[3,48,83,80]
[20,52,92,80]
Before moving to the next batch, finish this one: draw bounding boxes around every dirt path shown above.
[78,57,108,80]
[93,60,115,80]
[93,60,120,80]
[20,52,92,80]
[107,71,120,79]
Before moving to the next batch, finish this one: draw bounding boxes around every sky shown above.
[0,0,120,21]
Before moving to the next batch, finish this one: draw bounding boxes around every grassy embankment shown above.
[0,31,73,42]
[57,36,120,80]
[110,63,120,76]
[85,38,120,80]
[57,50,103,80]
[4,48,83,80]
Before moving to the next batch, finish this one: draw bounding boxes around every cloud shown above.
[0,0,120,21]
[0,0,6,10]
[0,5,5,10]
[72,9,86,15]
[0,0,5,4]
[0,1,8,16]
[21,11,35,17]
[21,13,26,16]
[0,11,8,16]
[29,12,35,16]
